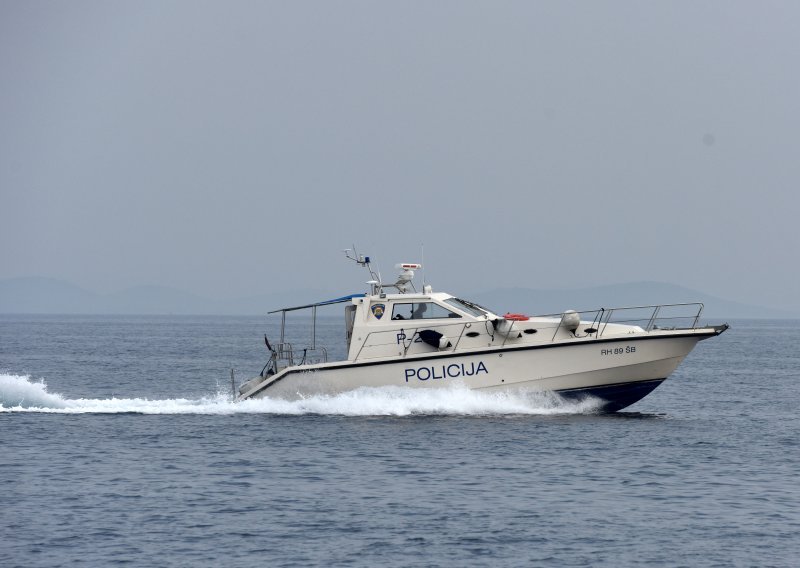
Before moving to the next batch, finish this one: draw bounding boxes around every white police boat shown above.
[236,250,728,411]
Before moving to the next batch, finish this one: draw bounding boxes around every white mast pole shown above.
[421,243,426,289]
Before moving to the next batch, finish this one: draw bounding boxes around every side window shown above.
[391,302,461,320]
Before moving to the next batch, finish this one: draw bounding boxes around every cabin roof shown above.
[268,293,366,314]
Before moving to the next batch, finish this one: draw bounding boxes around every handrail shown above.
[451,323,470,351]
[589,308,604,337]
[277,302,706,368]
[551,313,566,342]
[533,302,703,318]
[517,302,704,338]
[354,321,470,361]
[645,305,662,331]
[277,342,293,365]
[692,303,704,328]
[500,320,515,347]
[274,341,328,368]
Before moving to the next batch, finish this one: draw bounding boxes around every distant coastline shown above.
[0,276,793,319]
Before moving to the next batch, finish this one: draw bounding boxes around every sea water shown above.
[1,315,799,566]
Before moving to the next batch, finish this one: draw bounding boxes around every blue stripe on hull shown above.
[555,378,666,413]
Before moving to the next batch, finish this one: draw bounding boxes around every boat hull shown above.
[238,331,717,412]
[553,378,665,412]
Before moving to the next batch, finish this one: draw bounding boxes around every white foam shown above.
[0,373,67,409]
[0,373,603,416]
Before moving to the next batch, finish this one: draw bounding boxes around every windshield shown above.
[444,297,493,317]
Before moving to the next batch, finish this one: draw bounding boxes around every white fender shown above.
[561,310,581,332]
[494,319,522,339]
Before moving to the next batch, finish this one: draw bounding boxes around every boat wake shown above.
[0,373,604,416]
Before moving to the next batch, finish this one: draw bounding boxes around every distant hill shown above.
[0,277,794,319]
[0,277,338,316]
[0,277,99,314]
[465,282,792,320]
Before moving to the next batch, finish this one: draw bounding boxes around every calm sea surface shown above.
[1,315,798,567]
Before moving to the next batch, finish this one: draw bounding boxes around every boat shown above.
[236,249,728,411]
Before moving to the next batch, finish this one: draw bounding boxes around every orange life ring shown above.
[504,313,530,321]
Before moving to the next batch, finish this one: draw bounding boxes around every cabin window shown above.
[391,302,461,320]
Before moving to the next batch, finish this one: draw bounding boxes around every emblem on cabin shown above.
[371,304,386,319]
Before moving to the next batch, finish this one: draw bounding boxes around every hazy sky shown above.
[2,1,798,309]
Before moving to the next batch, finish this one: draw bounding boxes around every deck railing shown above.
[351,302,705,359]
[274,342,328,368]
[276,302,705,365]
[529,302,705,337]
[488,303,702,347]
[353,321,473,361]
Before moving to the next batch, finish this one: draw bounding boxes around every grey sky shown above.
[2,1,798,309]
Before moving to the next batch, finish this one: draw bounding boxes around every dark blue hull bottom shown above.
[555,378,666,413]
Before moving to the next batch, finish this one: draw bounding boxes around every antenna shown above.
[344,245,369,267]
[344,245,382,294]
[421,243,425,289]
